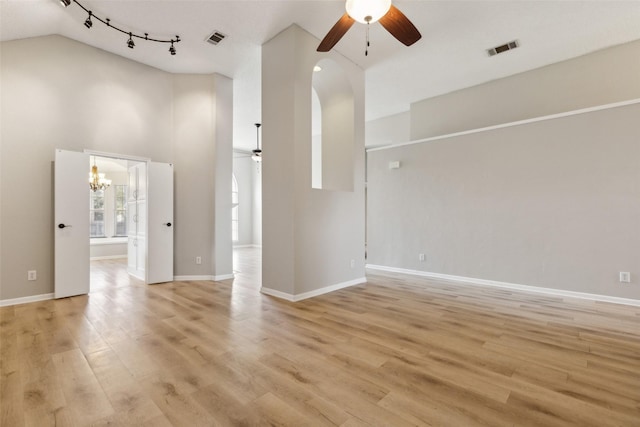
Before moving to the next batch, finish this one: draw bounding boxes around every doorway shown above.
[54,149,174,299]
[88,155,145,292]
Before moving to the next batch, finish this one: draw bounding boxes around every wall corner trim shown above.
[365,264,640,307]
[0,293,55,307]
[367,98,640,153]
[261,277,367,302]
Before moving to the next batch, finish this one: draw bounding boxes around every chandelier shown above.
[89,157,111,192]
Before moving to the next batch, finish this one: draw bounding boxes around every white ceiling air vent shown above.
[487,40,519,57]
[206,30,227,45]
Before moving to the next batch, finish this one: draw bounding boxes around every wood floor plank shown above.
[0,252,638,426]
[51,348,114,424]
[84,348,164,424]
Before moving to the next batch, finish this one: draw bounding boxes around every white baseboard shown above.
[213,274,234,281]
[261,277,367,302]
[233,244,262,249]
[366,264,640,307]
[90,255,127,261]
[0,293,54,307]
[173,275,215,281]
[173,274,234,282]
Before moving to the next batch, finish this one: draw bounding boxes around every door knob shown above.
[58,223,71,229]
[164,222,172,227]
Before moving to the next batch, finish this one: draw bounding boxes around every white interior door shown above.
[147,162,174,284]
[54,149,90,298]
[127,163,146,280]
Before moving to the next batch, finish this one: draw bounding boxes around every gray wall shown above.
[172,74,233,279]
[367,38,640,301]
[368,102,640,300]
[262,25,365,297]
[410,39,640,140]
[0,35,232,300]
[365,111,410,148]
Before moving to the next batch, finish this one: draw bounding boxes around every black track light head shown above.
[84,12,93,29]
[61,0,180,57]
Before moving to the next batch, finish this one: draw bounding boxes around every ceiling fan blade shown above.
[379,5,422,47]
[317,13,355,52]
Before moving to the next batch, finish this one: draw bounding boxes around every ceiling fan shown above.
[317,0,421,53]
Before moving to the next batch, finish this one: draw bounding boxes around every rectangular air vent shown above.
[206,30,227,45]
[487,40,519,57]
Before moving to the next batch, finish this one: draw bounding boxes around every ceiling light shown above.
[345,0,391,24]
[313,65,322,72]
[127,33,135,49]
[59,0,71,7]
[84,11,93,29]
[169,41,176,56]
[252,123,262,162]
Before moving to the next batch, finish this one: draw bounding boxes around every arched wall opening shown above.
[311,59,355,191]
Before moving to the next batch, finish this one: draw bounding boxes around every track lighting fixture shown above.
[60,0,180,56]
[84,11,92,29]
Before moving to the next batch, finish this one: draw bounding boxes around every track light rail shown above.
[60,0,180,54]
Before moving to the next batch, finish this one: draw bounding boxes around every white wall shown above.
[252,162,262,247]
[261,25,365,297]
[367,102,640,300]
[0,35,233,300]
[233,153,255,246]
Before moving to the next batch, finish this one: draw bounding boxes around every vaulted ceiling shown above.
[2,1,639,150]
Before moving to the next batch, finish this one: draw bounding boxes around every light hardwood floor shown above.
[1,248,639,426]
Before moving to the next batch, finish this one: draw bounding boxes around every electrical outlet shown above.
[196,256,202,265]
[419,253,426,262]
[619,272,631,283]
[350,259,355,268]
[27,270,37,281]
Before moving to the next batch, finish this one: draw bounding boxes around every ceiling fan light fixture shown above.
[251,149,262,162]
[345,0,391,24]
[252,123,262,163]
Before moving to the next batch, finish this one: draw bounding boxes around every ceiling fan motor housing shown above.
[345,0,391,24]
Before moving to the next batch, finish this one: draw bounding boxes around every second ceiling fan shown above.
[317,0,421,53]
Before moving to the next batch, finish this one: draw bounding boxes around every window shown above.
[232,174,239,242]
[114,185,128,236]
[89,190,105,237]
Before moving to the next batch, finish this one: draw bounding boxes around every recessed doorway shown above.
[88,155,145,292]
